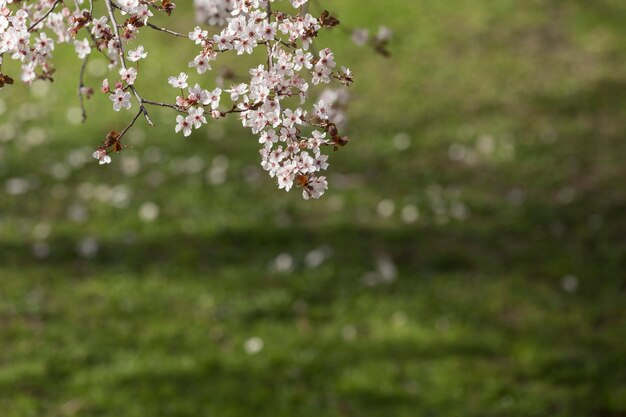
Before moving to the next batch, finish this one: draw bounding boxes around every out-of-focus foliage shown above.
[0,1,625,416]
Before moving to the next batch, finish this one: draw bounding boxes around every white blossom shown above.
[110,88,131,111]
[74,38,91,59]
[128,45,148,62]
[168,72,189,89]
[175,114,193,137]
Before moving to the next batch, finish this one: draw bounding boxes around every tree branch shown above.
[145,22,187,38]
[78,54,89,123]
[117,108,144,141]
[141,99,184,112]
[104,0,154,126]
[28,0,62,32]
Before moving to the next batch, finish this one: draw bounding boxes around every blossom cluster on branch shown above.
[194,0,232,27]
[0,0,381,199]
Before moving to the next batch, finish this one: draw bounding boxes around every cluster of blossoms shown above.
[351,25,393,57]
[1,0,362,199]
[194,0,232,27]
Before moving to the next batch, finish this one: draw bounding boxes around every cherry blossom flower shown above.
[175,114,193,137]
[168,72,189,89]
[128,45,148,62]
[226,83,248,101]
[74,39,91,59]
[92,149,112,165]
[207,88,222,110]
[313,100,330,119]
[91,16,110,38]
[195,0,233,27]
[352,29,369,46]
[189,53,212,74]
[110,89,132,111]
[119,68,137,85]
[189,26,208,44]
[376,26,393,42]
[302,176,328,200]
[188,107,207,128]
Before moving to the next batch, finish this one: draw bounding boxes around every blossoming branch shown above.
[0,0,387,199]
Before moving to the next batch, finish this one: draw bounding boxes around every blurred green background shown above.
[1,0,625,416]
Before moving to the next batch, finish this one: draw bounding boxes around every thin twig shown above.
[28,0,62,32]
[273,37,295,50]
[266,3,273,71]
[78,55,89,123]
[146,22,187,38]
[141,99,184,112]
[117,108,144,141]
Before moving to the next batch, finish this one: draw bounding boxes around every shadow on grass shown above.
[1,202,624,283]
[533,79,626,119]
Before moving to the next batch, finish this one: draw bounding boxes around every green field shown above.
[1,0,625,416]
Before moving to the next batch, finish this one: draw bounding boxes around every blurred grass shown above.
[1,0,625,416]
